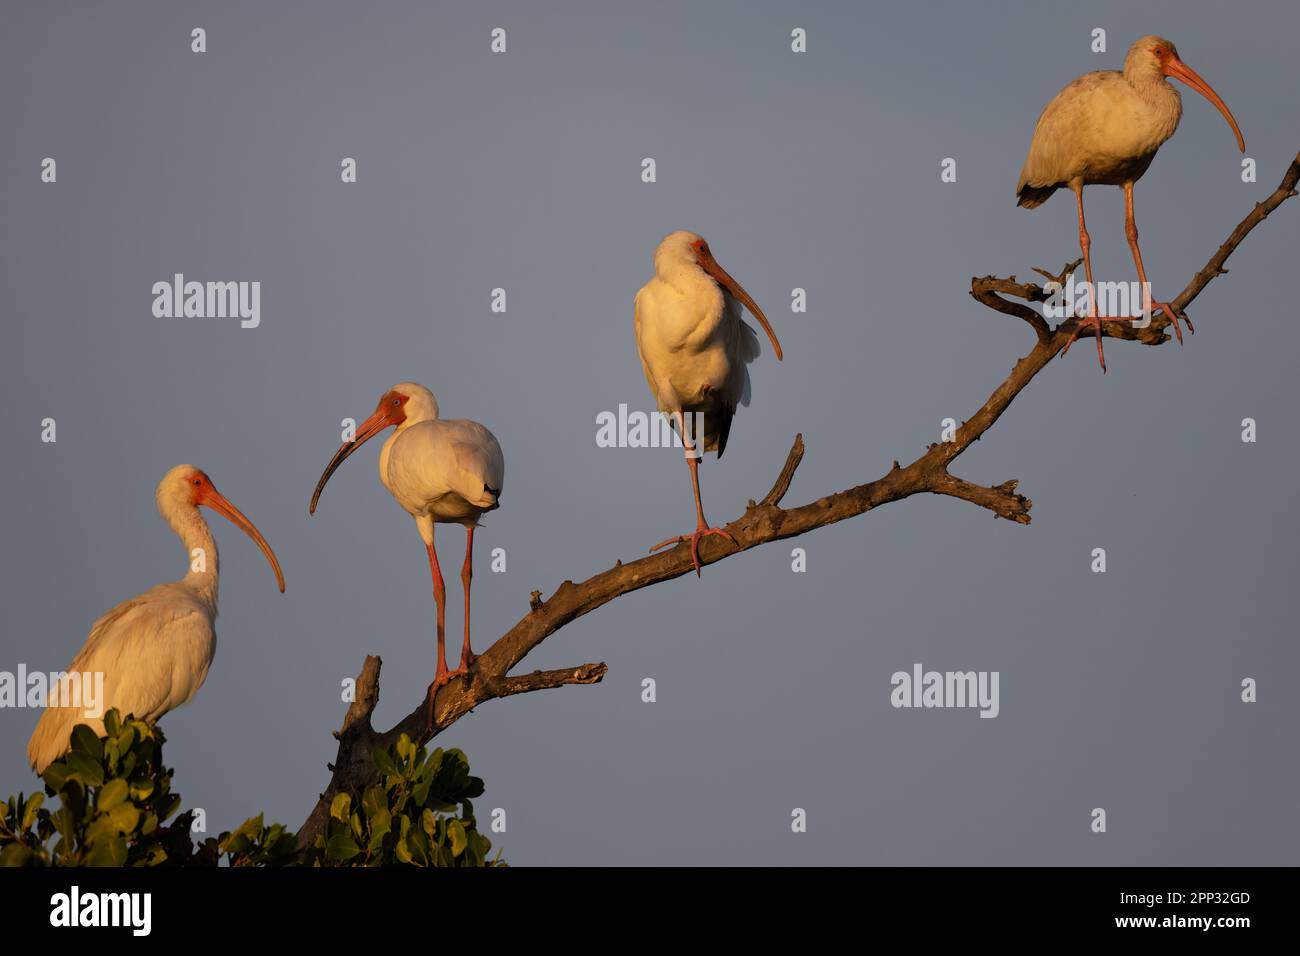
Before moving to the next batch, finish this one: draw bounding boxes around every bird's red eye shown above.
[392,398,401,406]
[192,478,202,486]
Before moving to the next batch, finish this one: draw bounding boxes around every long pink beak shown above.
[197,484,286,593]
[1163,54,1246,153]
[697,248,784,361]
[309,407,394,515]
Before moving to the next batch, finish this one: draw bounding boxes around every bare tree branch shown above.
[297,151,1300,849]
[758,433,805,507]
[489,663,609,698]
[930,472,1032,524]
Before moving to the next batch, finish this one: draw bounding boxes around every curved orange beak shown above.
[696,247,784,361]
[1163,54,1246,153]
[197,483,285,593]
[309,407,396,515]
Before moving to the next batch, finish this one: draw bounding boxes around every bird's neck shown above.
[661,262,714,297]
[378,425,405,482]
[1130,72,1182,110]
[1124,73,1183,147]
[172,506,220,611]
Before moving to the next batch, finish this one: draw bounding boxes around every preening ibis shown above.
[634,231,783,574]
[27,465,285,773]
[309,383,503,728]
[1016,35,1245,371]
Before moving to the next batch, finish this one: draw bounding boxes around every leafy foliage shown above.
[1,710,192,866]
[0,710,502,867]
[313,734,501,867]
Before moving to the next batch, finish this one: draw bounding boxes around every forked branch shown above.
[297,151,1300,848]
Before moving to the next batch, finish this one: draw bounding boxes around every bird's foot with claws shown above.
[1060,314,1108,372]
[424,662,471,736]
[1144,300,1192,344]
[650,522,736,576]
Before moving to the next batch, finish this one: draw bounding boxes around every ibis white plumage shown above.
[634,231,783,574]
[27,465,285,773]
[309,383,503,728]
[1016,35,1245,371]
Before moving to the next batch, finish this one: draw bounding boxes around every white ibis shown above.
[27,465,285,773]
[634,231,783,575]
[309,383,503,728]
[1016,35,1245,371]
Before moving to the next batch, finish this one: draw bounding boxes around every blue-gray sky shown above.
[2,0,1297,864]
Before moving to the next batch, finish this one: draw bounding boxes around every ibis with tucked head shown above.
[27,465,285,773]
[634,231,783,574]
[310,383,503,729]
[1017,35,1245,371]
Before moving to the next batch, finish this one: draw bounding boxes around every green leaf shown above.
[395,734,414,763]
[394,836,414,865]
[372,748,398,776]
[116,725,137,756]
[108,803,140,833]
[448,820,467,858]
[69,724,104,760]
[467,829,491,864]
[128,778,155,801]
[40,762,70,792]
[367,810,391,853]
[324,834,361,863]
[407,830,428,867]
[96,778,129,812]
[159,795,182,823]
[64,752,104,788]
[329,793,351,822]
[21,793,44,830]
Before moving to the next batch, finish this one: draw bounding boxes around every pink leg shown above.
[457,526,477,672]
[649,411,736,576]
[424,532,449,734]
[426,527,480,733]
[1124,181,1192,345]
[1060,183,1108,372]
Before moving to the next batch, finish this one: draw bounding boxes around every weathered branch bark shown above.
[489,663,609,698]
[297,151,1300,849]
[758,433,805,507]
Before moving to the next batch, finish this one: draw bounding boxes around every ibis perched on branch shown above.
[1016,35,1245,370]
[309,383,503,731]
[634,231,783,574]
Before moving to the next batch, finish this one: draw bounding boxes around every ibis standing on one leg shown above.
[27,465,285,773]
[634,231,783,575]
[309,383,503,731]
[1016,35,1245,371]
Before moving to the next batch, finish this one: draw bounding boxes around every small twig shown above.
[929,472,1032,524]
[759,434,805,507]
[490,663,608,699]
[1032,258,1083,289]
